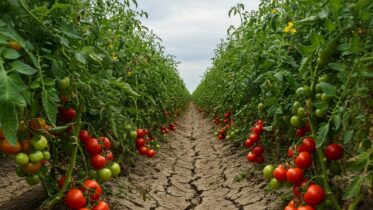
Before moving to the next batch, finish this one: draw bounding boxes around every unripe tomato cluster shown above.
[79,130,121,182]
[64,179,109,210]
[245,119,265,164]
[0,126,50,186]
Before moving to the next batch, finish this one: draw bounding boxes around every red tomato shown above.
[324,143,344,160]
[106,151,113,162]
[58,176,66,189]
[273,165,287,181]
[285,205,297,210]
[92,200,109,210]
[146,149,156,158]
[288,147,294,158]
[60,107,77,122]
[255,156,264,164]
[297,206,315,210]
[244,139,254,148]
[296,128,305,137]
[0,139,22,154]
[224,113,230,119]
[85,138,102,155]
[65,189,86,209]
[218,134,225,140]
[286,168,304,185]
[249,133,260,143]
[223,119,228,124]
[302,137,316,153]
[91,154,107,169]
[136,128,144,138]
[79,130,90,143]
[254,124,263,135]
[252,146,264,156]
[136,138,145,149]
[78,208,90,210]
[80,180,102,201]
[246,152,257,162]
[295,152,312,169]
[304,184,325,206]
[257,119,263,125]
[138,147,149,155]
[98,137,110,150]
[144,129,149,135]
[219,129,225,135]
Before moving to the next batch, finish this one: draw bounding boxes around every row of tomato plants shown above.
[0,0,189,209]
[194,0,372,209]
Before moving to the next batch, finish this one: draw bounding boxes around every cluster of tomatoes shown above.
[64,179,109,210]
[245,120,265,164]
[0,120,51,186]
[79,130,121,182]
[135,128,157,158]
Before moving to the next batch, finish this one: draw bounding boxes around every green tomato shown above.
[129,130,137,140]
[110,163,121,177]
[315,109,326,118]
[324,199,333,207]
[15,153,29,166]
[303,85,312,97]
[315,83,322,93]
[214,132,218,136]
[226,135,231,140]
[290,116,302,128]
[16,166,27,177]
[26,174,40,185]
[293,101,301,109]
[263,165,274,180]
[88,169,98,179]
[155,144,161,150]
[297,107,306,117]
[318,75,330,83]
[124,125,132,132]
[295,87,305,98]
[321,93,331,103]
[315,93,321,100]
[258,103,265,112]
[98,168,112,182]
[32,135,48,150]
[29,151,44,163]
[42,151,51,160]
[269,178,282,190]
[57,77,70,91]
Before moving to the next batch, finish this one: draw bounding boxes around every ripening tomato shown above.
[106,151,113,162]
[92,201,110,210]
[65,189,87,209]
[302,137,316,153]
[28,118,49,130]
[91,154,107,169]
[218,134,225,140]
[98,137,110,150]
[136,138,145,149]
[81,180,102,200]
[79,130,91,143]
[22,161,41,174]
[304,184,325,206]
[295,152,312,169]
[297,206,315,210]
[284,205,297,210]
[85,138,102,155]
[273,165,287,182]
[246,152,257,162]
[8,40,22,51]
[286,168,304,185]
[0,139,22,154]
[146,149,156,158]
[224,113,230,119]
[252,146,264,156]
[324,143,343,160]
[249,133,260,143]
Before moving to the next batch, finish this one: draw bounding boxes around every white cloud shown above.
[136,0,260,92]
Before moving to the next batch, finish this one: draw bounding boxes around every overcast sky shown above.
[135,0,260,93]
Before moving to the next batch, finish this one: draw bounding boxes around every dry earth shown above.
[107,104,282,210]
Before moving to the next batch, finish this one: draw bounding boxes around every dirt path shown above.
[108,104,281,210]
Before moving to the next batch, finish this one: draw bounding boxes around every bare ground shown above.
[107,104,282,210]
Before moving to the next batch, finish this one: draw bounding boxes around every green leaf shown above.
[360,71,373,78]
[329,0,341,12]
[319,82,337,96]
[11,61,37,75]
[42,88,59,126]
[75,52,87,64]
[0,101,18,145]
[344,130,353,143]
[0,72,26,106]
[328,63,346,71]
[316,123,329,147]
[2,48,20,59]
[343,176,364,200]
[333,113,341,129]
